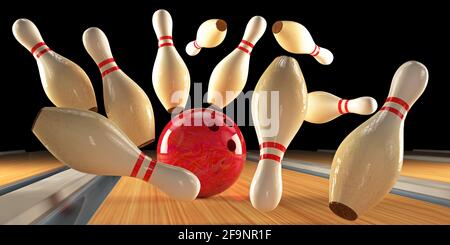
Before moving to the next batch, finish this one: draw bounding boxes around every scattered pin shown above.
[12,19,97,111]
[185,19,227,56]
[83,27,155,148]
[329,61,428,220]
[250,56,308,212]
[32,107,200,201]
[152,9,191,113]
[306,91,378,124]
[272,20,334,65]
[208,16,267,109]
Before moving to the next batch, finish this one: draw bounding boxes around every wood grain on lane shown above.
[0,151,63,187]
[89,161,450,224]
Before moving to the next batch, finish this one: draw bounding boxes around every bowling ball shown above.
[157,108,246,198]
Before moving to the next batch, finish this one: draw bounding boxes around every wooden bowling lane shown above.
[0,151,64,188]
[283,150,450,183]
[89,160,450,224]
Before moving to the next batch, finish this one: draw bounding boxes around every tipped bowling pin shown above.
[208,16,267,109]
[185,19,228,56]
[272,21,334,65]
[329,61,428,220]
[152,9,191,113]
[83,27,155,148]
[250,56,308,212]
[12,19,97,111]
[306,91,378,124]
[32,107,200,201]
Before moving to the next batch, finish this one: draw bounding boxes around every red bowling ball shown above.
[157,108,246,198]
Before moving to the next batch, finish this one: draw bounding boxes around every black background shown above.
[1,0,449,152]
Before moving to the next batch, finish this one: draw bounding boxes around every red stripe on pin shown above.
[193,40,201,49]
[159,43,174,48]
[260,154,281,163]
[310,45,320,56]
[36,48,51,58]
[98,58,115,68]
[260,142,286,152]
[385,97,410,111]
[380,106,404,119]
[31,42,46,55]
[344,100,349,113]
[143,160,157,182]
[101,66,120,77]
[130,152,145,177]
[338,99,344,114]
[241,39,254,48]
[158,36,174,48]
[159,36,173,40]
[237,46,251,55]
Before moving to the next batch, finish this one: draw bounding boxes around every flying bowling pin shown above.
[83,27,155,148]
[306,91,378,124]
[152,9,191,113]
[250,56,308,212]
[32,107,200,201]
[12,19,97,111]
[329,61,428,220]
[272,21,334,65]
[208,16,267,109]
[185,19,228,56]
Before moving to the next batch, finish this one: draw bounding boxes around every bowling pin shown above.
[306,91,378,124]
[83,27,155,148]
[152,9,191,113]
[185,19,228,56]
[12,19,97,111]
[272,21,334,65]
[32,107,200,201]
[250,56,308,212]
[329,61,428,220]
[208,16,267,109]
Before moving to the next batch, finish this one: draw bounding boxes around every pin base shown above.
[272,21,283,34]
[216,19,227,31]
[329,202,358,221]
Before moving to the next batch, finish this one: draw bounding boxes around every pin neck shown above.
[193,40,201,49]
[338,99,349,114]
[380,96,410,120]
[130,152,157,182]
[98,58,115,68]
[385,97,410,110]
[236,39,254,55]
[310,45,320,56]
[259,141,286,164]
[158,36,174,48]
[260,154,281,162]
[31,42,51,58]
[97,58,120,78]
[260,142,286,152]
